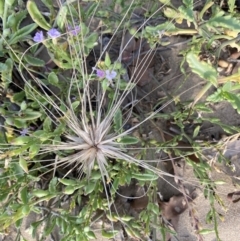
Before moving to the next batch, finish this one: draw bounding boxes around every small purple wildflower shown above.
[47,28,61,38]
[33,31,44,43]
[93,67,105,78]
[67,25,81,36]
[105,70,117,81]
[20,128,29,136]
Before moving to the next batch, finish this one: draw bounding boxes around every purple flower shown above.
[105,70,117,81]
[67,25,81,36]
[93,67,105,78]
[47,28,61,38]
[33,31,44,43]
[20,128,29,136]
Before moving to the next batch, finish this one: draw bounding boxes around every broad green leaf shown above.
[6,0,15,5]
[178,0,194,22]
[118,135,139,144]
[63,186,76,195]
[48,72,59,86]
[222,91,240,113]
[85,33,98,49]
[29,144,40,158]
[20,187,28,204]
[164,7,183,22]
[114,109,122,133]
[71,101,80,110]
[11,136,31,145]
[20,110,42,121]
[7,10,27,32]
[159,0,173,7]
[84,182,95,195]
[186,52,217,87]
[48,177,58,193]
[102,229,118,238]
[206,89,223,102]
[59,178,78,186]
[24,54,45,67]
[0,59,13,89]
[19,157,28,173]
[27,0,51,30]
[43,116,52,132]
[32,189,49,197]
[0,63,7,72]
[85,231,96,239]
[228,0,235,13]
[104,52,111,67]
[193,125,200,138]
[9,23,38,44]
[56,6,68,30]
[207,14,240,32]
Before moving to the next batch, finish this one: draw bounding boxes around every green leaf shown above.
[193,125,200,138]
[85,32,98,49]
[118,135,139,144]
[59,178,78,186]
[11,136,31,145]
[1,58,13,89]
[0,63,7,72]
[207,14,240,32]
[32,189,49,197]
[71,101,80,110]
[102,229,118,238]
[178,0,194,22]
[19,157,28,173]
[6,0,15,5]
[85,231,96,239]
[20,101,27,111]
[20,187,28,204]
[104,52,111,67]
[159,0,173,7]
[132,172,159,181]
[114,109,122,133]
[48,72,59,86]
[63,186,76,195]
[48,177,58,193]
[7,10,28,32]
[148,203,159,215]
[20,110,42,121]
[41,0,55,13]
[56,6,68,30]
[27,0,51,30]
[24,54,45,67]
[186,52,217,87]
[43,218,56,236]
[43,116,52,132]
[84,182,95,195]
[222,91,240,113]
[228,0,235,13]
[29,144,40,158]
[9,23,38,44]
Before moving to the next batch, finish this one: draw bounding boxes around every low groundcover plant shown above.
[1,0,240,240]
